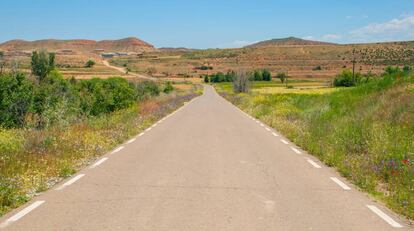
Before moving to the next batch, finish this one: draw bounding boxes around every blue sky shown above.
[1,0,414,48]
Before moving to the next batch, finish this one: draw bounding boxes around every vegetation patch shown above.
[216,70,414,219]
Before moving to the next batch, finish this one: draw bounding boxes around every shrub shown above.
[276,72,287,84]
[135,80,160,101]
[313,66,322,71]
[262,69,271,81]
[204,75,209,83]
[163,81,174,93]
[31,50,55,83]
[85,60,95,68]
[384,66,402,75]
[333,69,362,87]
[253,70,263,81]
[0,73,33,128]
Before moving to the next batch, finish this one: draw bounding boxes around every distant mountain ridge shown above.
[246,36,336,48]
[0,37,156,53]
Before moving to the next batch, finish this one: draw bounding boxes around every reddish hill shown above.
[246,36,336,47]
[0,37,156,53]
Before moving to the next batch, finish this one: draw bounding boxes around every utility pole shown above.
[352,48,356,83]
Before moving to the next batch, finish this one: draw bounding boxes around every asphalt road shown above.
[1,85,412,230]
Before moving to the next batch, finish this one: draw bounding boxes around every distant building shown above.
[101,53,115,58]
[116,52,128,56]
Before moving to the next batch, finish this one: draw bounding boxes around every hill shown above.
[0,37,156,53]
[246,36,336,47]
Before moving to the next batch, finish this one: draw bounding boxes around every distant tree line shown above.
[204,69,273,83]
[333,65,412,87]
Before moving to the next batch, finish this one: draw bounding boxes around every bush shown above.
[313,66,322,71]
[31,50,55,83]
[0,73,33,128]
[253,70,262,81]
[163,81,174,93]
[85,60,95,68]
[276,72,288,84]
[135,80,160,101]
[333,69,362,87]
[204,75,209,83]
[262,69,271,81]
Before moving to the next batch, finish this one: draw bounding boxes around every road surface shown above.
[1,85,412,230]
[102,60,156,80]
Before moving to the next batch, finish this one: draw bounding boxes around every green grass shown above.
[0,88,201,216]
[216,74,414,220]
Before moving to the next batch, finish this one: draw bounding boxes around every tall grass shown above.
[218,74,414,219]
[0,90,200,216]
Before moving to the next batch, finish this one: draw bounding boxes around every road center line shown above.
[290,147,302,154]
[90,158,108,169]
[138,132,145,137]
[260,123,265,127]
[1,201,45,227]
[55,174,85,191]
[145,127,152,131]
[265,127,271,131]
[307,159,322,168]
[366,205,403,228]
[280,139,289,144]
[111,146,124,154]
[272,132,279,137]
[330,177,351,190]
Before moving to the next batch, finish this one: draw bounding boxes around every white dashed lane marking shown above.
[90,158,108,169]
[0,201,45,228]
[55,174,85,191]
[126,138,136,144]
[307,159,322,169]
[280,139,289,144]
[290,147,301,154]
[330,177,351,190]
[111,146,124,154]
[272,132,279,137]
[366,205,403,228]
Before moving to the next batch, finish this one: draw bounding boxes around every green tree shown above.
[85,59,95,68]
[31,50,55,83]
[0,72,33,128]
[0,51,5,75]
[163,81,174,93]
[276,72,287,84]
[204,75,209,83]
[262,69,271,81]
[253,70,263,81]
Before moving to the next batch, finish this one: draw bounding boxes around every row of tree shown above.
[333,65,412,87]
[204,69,279,83]
[0,50,172,129]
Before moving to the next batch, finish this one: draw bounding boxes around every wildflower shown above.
[402,159,409,165]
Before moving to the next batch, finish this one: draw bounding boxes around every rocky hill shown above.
[0,37,156,53]
[246,36,336,47]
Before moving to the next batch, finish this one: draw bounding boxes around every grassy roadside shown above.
[215,76,414,220]
[0,86,202,216]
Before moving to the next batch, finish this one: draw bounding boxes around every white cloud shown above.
[302,36,314,40]
[322,34,341,40]
[350,14,414,41]
[215,40,256,48]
